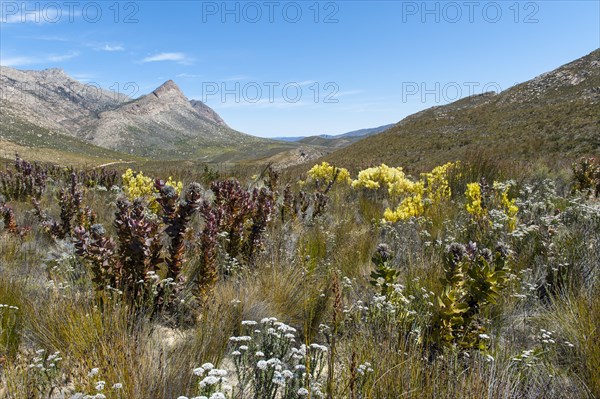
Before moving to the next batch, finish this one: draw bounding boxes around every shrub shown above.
[383,162,458,223]
[352,164,407,193]
[193,202,219,301]
[208,179,275,266]
[33,173,90,239]
[465,178,519,232]
[302,162,351,193]
[571,157,600,197]
[224,318,328,398]
[156,180,203,280]
[430,242,511,350]
[121,168,183,213]
[0,197,20,236]
[0,154,47,201]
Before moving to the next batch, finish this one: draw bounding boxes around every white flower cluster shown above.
[539,329,556,344]
[356,362,374,375]
[178,394,227,399]
[189,362,231,398]
[511,349,538,367]
[229,317,328,398]
[77,367,123,399]
[28,349,62,372]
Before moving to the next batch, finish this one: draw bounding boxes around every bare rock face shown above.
[500,49,600,104]
[0,66,129,134]
[115,80,193,116]
[190,99,228,127]
[0,67,251,158]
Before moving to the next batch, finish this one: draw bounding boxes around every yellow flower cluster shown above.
[122,168,155,200]
[383,193,424,222]
[304,162,351,186]
[465,181,519,231]
[121,169,183,213]
[465,182,484,218]
[352,164,407,192]
[421,161,457,204]
[494,182,519,231]
[383,162,457,223]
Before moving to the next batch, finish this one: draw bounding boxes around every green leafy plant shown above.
[431,242,511,350]
[572,157,600,197]
[369,243,398,298]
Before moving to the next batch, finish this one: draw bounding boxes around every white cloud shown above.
[1,10,45,23]
[176,73,203,78]
[47,51,79,62]
[142,52,192,64]
[297,80,316,87]
[98,44,124,52]
[0,56,37,66]
[0,51,80,66]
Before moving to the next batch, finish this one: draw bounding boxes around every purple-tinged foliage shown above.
[73,224,118,290]
[243,187,275,264]
[0,154,47,201]
[156,181,203,280]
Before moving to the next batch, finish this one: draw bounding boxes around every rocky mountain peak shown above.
[152,80,187,101]
[40,67,67,76]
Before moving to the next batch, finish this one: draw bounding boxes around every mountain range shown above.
[1,49,598,169]
[0,67,295,162]
[275,124,394,142]
[320,48,600,171]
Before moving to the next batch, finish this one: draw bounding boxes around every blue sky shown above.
[1,1,599,137]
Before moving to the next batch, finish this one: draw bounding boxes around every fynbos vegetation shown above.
[0,155,599,398]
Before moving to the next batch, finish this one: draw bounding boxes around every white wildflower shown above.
[257,360,268,370]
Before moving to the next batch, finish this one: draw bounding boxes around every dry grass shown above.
[0,156,598,398]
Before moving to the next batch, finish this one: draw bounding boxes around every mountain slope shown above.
[190,99,228,127]
[323,124,395,139]
[0,105,140,166]
[78,80,273,158]
[321,49,600,171]
[0,66,128,135]
[0,68,296,161]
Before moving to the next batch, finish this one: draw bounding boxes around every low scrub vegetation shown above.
[0,155,598,398]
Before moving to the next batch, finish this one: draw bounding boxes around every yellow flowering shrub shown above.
[465,180,519,231]
[382,161,458,223]
[121,169,183,213]
[465,182,484,218]
[494,181,519,231]
[383,192,424,222]
[352,164,407,192]
[388,178,422,198]
[302,162,351,188]
[421,161,458,204]
[122,169,153,199]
